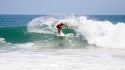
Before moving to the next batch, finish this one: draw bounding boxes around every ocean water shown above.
[0,15,125,70]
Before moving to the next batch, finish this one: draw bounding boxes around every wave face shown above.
[27,16,125,48]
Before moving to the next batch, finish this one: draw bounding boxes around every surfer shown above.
[56,23,67,34]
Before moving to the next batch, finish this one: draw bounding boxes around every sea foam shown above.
[0,38,6,44]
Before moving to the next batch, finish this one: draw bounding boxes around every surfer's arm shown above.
[63,24,68,29]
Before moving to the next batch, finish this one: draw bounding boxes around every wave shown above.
[27,16,125,48]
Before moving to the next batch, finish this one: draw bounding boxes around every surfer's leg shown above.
[58,29,61,34]
[58,27,62,34]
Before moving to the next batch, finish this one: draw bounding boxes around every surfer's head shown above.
[61,23,63,25]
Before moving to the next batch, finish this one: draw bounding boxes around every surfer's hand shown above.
[67,26,68,29]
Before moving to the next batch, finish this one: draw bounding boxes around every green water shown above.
[62,29,76,35]
[0,26,75,43]
[0,26,54,43]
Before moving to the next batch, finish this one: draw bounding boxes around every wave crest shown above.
[27,17,58,34]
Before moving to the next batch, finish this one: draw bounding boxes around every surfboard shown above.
[59,32,65,37]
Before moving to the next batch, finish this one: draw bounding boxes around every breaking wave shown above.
[27,16,125,48]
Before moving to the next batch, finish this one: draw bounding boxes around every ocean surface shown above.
[0,15,125,70]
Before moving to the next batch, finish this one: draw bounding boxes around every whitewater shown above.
[0,15,125,70]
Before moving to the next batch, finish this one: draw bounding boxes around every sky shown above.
[0,0,125,15]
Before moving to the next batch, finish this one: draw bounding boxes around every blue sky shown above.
[0,0,125,15]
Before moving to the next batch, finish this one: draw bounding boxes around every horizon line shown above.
[0,13,125,16]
